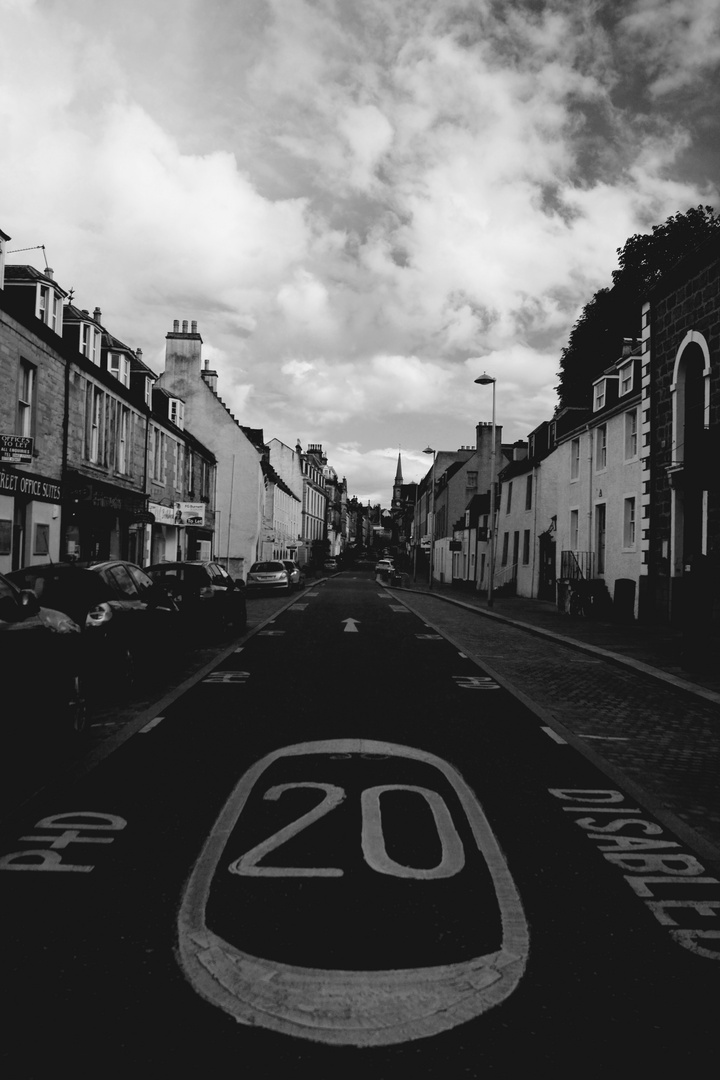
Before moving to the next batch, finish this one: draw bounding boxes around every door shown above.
[538,532,556,601]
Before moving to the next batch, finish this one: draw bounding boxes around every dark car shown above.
[281,560,305,591]
[7,560,180,694]
[0,571,88,738]
[145,560,247,635]
[245,560,291,594]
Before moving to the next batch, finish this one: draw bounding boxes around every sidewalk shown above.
[395,577,720,706]
[391,574,720,863]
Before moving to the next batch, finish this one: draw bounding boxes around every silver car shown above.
[246,560,291,593]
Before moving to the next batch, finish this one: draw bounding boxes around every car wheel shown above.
[66,675,90,736]
[117,643,138,693]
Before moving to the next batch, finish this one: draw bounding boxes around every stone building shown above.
[639,232,720,632]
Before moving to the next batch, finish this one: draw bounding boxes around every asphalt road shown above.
[1,571,718,1077]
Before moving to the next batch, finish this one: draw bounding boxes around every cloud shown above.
[1,0,717,501]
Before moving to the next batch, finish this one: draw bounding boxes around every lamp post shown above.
[474,373,496,607]
[423,446,436,589]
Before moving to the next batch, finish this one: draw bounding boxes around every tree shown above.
[556,205,720,408]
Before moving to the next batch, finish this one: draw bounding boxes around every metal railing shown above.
[560,550,595,580]
[493,562,518,592]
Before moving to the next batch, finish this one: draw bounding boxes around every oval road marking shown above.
[177,738,529,1047]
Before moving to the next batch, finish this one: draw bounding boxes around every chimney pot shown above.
[191,320,197,333]
[173,319,179,332]
[93,306,102,323]
[45,268,54,280]
[182,320,188,333]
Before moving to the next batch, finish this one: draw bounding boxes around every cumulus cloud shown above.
[1,0,717,501]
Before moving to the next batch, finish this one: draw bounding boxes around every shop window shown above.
[33,523,50,556]
[0,520,11,555]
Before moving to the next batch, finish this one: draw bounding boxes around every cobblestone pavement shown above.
[393,580,720,868]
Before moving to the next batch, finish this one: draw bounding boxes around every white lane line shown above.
[582,735,630,741]
[541,726,567,744]
[289,604,308,611]
[140,716,164,733]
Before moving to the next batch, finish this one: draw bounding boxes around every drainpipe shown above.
[587,427,594,575]
[531,464,538,597]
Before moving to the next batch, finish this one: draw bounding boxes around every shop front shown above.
[148,501,214,564]
[0,463,64,574]
[64,471,149,565]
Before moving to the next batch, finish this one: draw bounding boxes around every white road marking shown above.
[415,633,442,639]
[342,618,360,632]
[582,735,630,741]
[178,738,529,1048]
[140,716,164,733]
[542,726,567,744]
[259,630,285,636]
[289,604,309,611]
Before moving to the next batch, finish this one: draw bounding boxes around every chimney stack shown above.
[191,320,197,334]
[173,319,180,332]
[182,320,188,333]
[93,306,102,323]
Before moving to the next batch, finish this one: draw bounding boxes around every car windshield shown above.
[251,562,284,573]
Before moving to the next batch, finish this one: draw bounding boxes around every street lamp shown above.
[423,446,436,589]
[474,373,496,607]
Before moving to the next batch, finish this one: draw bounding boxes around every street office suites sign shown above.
[178,739,529,1047]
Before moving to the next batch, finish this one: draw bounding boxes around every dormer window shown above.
[108,351,130,388]
[81,323,101,365]
[619,361,634,396]
[593,379,606,411]
[169,398,185,430]
[144,376,153,408]
[36,284,63,334]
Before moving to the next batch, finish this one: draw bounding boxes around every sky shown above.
[1,0,719,505]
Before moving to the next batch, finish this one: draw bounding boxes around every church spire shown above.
[394,451,403,485]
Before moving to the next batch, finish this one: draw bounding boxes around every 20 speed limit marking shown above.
[178,739,528,1047]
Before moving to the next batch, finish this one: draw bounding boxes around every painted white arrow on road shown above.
[342,618,360,633]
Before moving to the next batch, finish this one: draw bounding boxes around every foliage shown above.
[556,205,720,407]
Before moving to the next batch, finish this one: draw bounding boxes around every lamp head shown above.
[423,446,435,455]
[474,373,495,385]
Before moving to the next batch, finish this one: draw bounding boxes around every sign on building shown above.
[0,435,33,464]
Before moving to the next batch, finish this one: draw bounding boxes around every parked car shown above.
[145,560,247,634]
[375,558,395,573]
[7,560,180,694]
[245,560,291,593]
[281,560,305,590]
[0,571,88,738]
[324,558,338,572]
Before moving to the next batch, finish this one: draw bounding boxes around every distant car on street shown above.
[145,560,247,634]
[0,570,88,738]
[375,558,395,574]
[246,560,291,594]
[281,560,305,590]
[323,558,338,572]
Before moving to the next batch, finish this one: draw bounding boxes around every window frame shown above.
[596,424,608,471]
[623,496,636,550]
[619,360,634,397]
[624,409,638,461]
[17,358,36,438]
[570,437,580,480]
